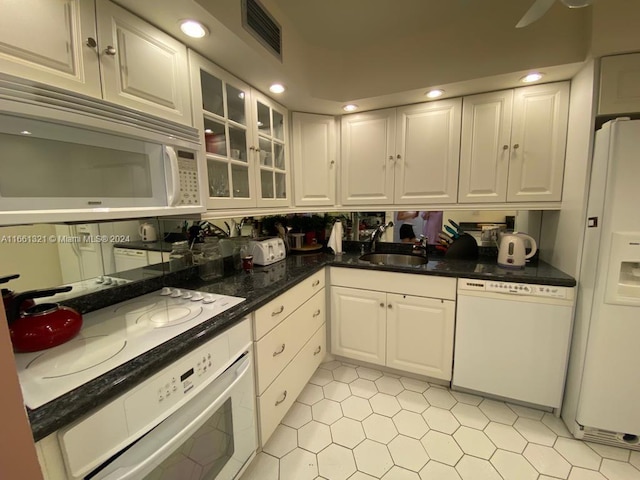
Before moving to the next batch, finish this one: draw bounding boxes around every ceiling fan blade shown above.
[516,0,557,28]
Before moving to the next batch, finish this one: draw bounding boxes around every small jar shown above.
[198,240,223,280]
[169,241,193,271]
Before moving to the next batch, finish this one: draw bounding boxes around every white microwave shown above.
[0,74,205,225]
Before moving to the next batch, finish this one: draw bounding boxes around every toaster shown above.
[249,237,286,266]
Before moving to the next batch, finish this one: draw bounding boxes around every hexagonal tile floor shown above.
[240,360,640,480]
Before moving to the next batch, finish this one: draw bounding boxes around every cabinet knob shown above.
[275,390,288,406]
[380,302,385,308]
[104,45,117,56]
[513,144,520,149]
[387,304,392,309]
[396,154,402,160]
[330,160,335,166]
[502,145,509,150]
[388,155,394,162]
[86,37,97,49]
[273,344,286,357]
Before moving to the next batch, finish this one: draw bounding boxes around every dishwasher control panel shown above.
[458,278,570,299]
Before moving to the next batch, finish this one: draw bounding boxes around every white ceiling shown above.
[115,0,593,114]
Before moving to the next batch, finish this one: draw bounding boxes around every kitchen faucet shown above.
[369,221,394,252]
[412,235,428,258]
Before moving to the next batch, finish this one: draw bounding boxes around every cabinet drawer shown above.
[329,267,456,300]
[253,269,325,340]
[257,323,326,445]
[255,289,325,394]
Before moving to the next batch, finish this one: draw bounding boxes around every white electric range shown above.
[14,287,245,409]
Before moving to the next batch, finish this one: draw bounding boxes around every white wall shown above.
[539,60,597,277]
[591,0,640,57]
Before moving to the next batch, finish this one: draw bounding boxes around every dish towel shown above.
[327,220,343,254]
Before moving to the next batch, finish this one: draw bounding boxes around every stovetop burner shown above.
[14,288,245,409]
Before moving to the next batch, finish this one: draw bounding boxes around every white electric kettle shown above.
[139,222,157,242]
[497,232,537,268]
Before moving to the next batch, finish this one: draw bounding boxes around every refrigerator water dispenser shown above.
[605,232,640,305]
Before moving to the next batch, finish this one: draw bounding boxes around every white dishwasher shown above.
[114,247,149,271]
[452,278,575,410]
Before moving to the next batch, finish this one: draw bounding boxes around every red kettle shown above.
[1,274,35,313]
[8,286,83,352]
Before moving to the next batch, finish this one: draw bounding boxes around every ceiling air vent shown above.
[242,0,282,61]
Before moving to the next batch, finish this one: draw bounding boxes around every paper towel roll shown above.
[328,220,343,254]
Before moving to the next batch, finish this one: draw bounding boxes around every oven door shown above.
[89,352,256,480]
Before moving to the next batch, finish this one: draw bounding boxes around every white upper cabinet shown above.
[507,82,569,202]
[395,100,461,204]
[252,90,290,208]
[190,51,290,210]
[341,109,396,205]
[340,100,461,206]
[599,53,640,115]
[95,0,191,125]
[0,0,101,97]
[459,82,569,204]
[0,0,191,125]
[190,53,254,209]
[459,90,513,203]
[292,112,337,207]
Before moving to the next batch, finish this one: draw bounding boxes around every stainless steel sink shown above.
[359,252,428,266]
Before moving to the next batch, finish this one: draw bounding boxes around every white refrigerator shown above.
[563,118,640,449]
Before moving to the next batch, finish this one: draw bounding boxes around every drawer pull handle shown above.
[275,390,288,406]
[313,309,321,317]
[272,305,285,316]
[312,279,320,287]
[273,344,286,356]
[314,345,322,355]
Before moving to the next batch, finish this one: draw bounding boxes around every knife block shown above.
[445,233,479,260]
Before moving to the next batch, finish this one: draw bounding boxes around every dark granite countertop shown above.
[27,251,574,442]
[328,251,576,286]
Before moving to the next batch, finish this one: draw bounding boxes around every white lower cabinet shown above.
[331,287,387,366]
[252,269,326,445]
[330,268,456,381]
[386,293,455,380]
[256,325,325,445]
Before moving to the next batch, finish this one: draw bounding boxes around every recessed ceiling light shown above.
[20,130,32,135]
[204,128,213,134]
[179,20,208,38]
[521,72,544,83]
[269,84,285,94]
[425,89,444,99]
[343,104,358,112]
[561,0,593,8]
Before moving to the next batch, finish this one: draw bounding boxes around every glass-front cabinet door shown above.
[252,92,290,207]
[190,52,256,209]
[190,51,290,210]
